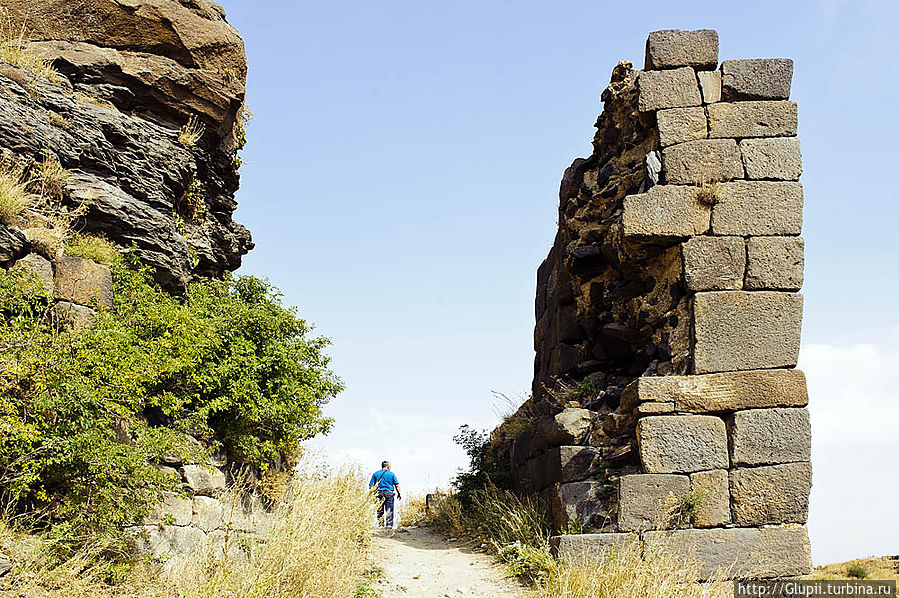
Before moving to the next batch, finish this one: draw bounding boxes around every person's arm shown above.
[394,484,402,500]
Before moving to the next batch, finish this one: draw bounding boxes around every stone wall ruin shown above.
[503,29,811,579]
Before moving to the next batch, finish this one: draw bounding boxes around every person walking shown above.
[369,460,402,527]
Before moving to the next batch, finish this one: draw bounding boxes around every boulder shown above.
[181,464,225,496]
[10,253,54,295]
[50,301,97,330]
[54,257,113,308]
[0,223,29,264]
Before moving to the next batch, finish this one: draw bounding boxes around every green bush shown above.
[0,260,342,543]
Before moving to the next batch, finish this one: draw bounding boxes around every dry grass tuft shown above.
[0,9,63,84]
[178,115,206,147]
[0,154,33,225]
[65,232,120,265]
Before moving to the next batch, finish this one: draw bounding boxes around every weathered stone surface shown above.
[643,526,811,579]
[721,59,793,100]
[10,253,54,295]
[740,138,802,181]
[689,470,730,528]
[638,67,702,112]
[550,481,614,531]
[682,236,745,291]
[711,181,803,236]
[644,30,718,71]
[662,139,744,184]
[745,236,804,290]
[54,257,113,308]
[622,185,710,238]
[532,408,594,453]
[550,532,638,562]
[618,473,690,531]
[708,101,798,138]
[192,496,225,532]
[656,107,707,147]
[0,224,28,263]
[697,70,721,103]
[693,291,803,374]
[145,491,192,526]
[730,463,812,526]
[181,465,225,496]
[0,552,12,577]
[634,401,675,416]
[730,408,811,466]
[133,524,206,559]
[623,369,809,412]
[637,415,728,474]
[531,446,604,491]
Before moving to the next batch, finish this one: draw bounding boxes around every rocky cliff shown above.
[0,0,252,290]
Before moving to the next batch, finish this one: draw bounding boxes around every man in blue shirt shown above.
[369,460,402,527]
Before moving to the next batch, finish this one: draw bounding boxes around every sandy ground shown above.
[370,527,526,598]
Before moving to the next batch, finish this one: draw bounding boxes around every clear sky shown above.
[218,0,898,565]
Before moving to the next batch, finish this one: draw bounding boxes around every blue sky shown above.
[219,0,898,564]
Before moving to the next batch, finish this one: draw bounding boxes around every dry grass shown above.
[0,9,63,84]
[178,115,206,147]
[65,233,119,265]
[808,556,899,581]
[398,495,429,527]
[33,152,69,199]
[0,154,33,225]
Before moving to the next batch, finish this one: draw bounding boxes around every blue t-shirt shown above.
[369,469,399,492]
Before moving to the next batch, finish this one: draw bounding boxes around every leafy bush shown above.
[0,260,342,542]
[64,233,119,264]
[450,425,513,505]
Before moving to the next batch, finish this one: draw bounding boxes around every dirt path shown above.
[370,527,525,598]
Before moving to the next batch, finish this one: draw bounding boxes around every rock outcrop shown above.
[0,0,252,290]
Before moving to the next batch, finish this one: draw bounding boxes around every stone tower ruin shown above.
[502,29,811,578]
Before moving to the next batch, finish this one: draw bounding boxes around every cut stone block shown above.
[181,465,226,496]
[740,138,802,180]
[144,491,192,526]
[643,526,811,579]
[745,236,804,290]
[644,29,719,71]
[531,408,594,453]
[531,446,603,491]
[622,185,710,238]
[681,235,745,291]
[550,481,614,531]
[730,462,812,526]
[689,470,730,528]
[550,532,638,562]
[721,59,793,100]
[729,407,811,466]
[622,369,808,412]
[50,301,97,330]
[656,107,707,147]
[133,524,206,559]
[708,101,798,138]
[192,496,225,532]
[693,291,803,374]
[54,257,113,308]
[618,473,690,531]
[634,401,675,416]
[637,415,728,473]
[10,253,54,295]
[662,139,744,184]
[697,70,721,103]
[711,181,803,236]
[638,67,702,112]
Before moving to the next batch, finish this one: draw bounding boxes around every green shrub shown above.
[0,260,342,546]
[64,232,119,264]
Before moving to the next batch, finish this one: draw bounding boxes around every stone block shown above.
[740,138,802,180]
[637,415,728,473]
[625,369,808,412]
[181,464,225,496]
[618,473,690,531]
[721,59,793,100]
[708,101,798,138]
[550,532,638,562]
[550,481,614,531]
[697,70,721,103]
[634,401,675,416]
[50,301,97,330]
[656,107,707,147]
[729,408,811,466]
[711,181,803,236]
[532,446,603,491]
[192,496,225,532]
[622,185,710,238]
[643,525,811,579]
[0,223,28,263]
[133,524,206,559]
[693,291,803,374]
[10,253,54,295]
[54,257,113,308]
[532,408,594,453]
[745,236,804,290]
[682,235,745,291]
[144,491,192,526]
[730,462,812,526]
[662,139,744,184]
[638,67,702,112]
[689,470,730,527]
[644,29,718,70]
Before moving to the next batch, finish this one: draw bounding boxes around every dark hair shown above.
[381,460,390,468]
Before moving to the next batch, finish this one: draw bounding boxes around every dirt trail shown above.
[370,527,525,598]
